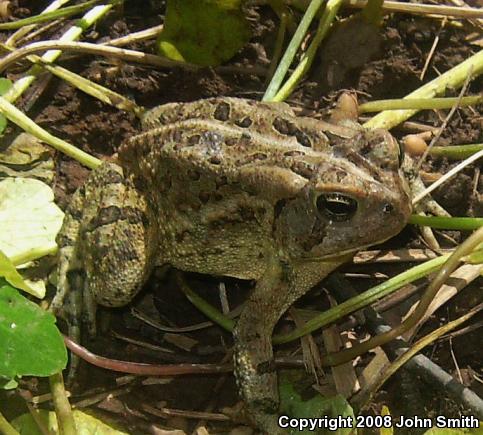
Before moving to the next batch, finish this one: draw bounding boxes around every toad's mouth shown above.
[292,233,404,264]
[293,249,359,264]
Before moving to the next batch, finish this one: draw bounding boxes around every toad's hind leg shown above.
[51,163,156,340]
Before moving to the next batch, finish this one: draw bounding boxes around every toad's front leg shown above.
[233,258,311,434]
[234,257,349,433]
[233,263,285,433]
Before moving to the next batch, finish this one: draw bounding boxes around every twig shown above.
[0,40,196,75]
[420,18,446,81]
[412,149,483,205]
[102,24,164,47]
[5,0,72,47]
[63,335,232,375]
[342,0,483,18]
[0,0,104,30]
[141,404,230,422]
[3,1,120,104]
[0,96,101,169]
[449,336,463,384]
[415,69,473,171]
[359,303,483,416]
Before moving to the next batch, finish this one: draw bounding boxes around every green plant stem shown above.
[0,97,101,169]
[49,373,76,435]
[293,0,483,19]
[358,95,482,113]
[5,0,73,47]
[364,49,483,130]
[0,41,187,76]
[263,0,326,101]
[176,272,236,332]
[266,7,288,82]
[3,0,121,104]
[176,251,451,342]
[430,143,483,160]
[0,43,143,117]
[273,252,449,344]
[408,215,483,231]
[360,302,482,410]
[320,226,483,366]
[271,0,343,102]
[0,0,102,29]
[0,411,19,435]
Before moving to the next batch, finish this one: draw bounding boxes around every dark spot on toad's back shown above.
[199,191,210,203]
[290,161,314,179]
[274,199,287,219]
[94,205,121,227]
[235,117,253,128]
[294,129,311,147]
[215,175,228,187]
[172,129,183,143]
[213,101,230,121]
[273,117,290,135]
[121,206,148,226]
[188,134,201,145]
[67,205,83,220]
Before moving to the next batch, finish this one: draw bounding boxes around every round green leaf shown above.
[0,177,64,260]
[157,0,251,66]
[279,371,355,434]
[0,282,67,378]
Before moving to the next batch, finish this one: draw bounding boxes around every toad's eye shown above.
[316,193,358,222]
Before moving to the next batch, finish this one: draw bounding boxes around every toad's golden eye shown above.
[316,193,358,222]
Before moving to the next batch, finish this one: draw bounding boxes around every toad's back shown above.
[117,97,409,280]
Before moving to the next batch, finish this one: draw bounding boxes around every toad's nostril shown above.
[383,203,394,214]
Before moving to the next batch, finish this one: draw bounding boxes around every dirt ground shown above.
[1,1,482,434]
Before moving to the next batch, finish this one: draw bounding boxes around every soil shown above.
[1,1,481,434]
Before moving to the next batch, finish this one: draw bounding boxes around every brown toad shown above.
[51,97,411,433]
